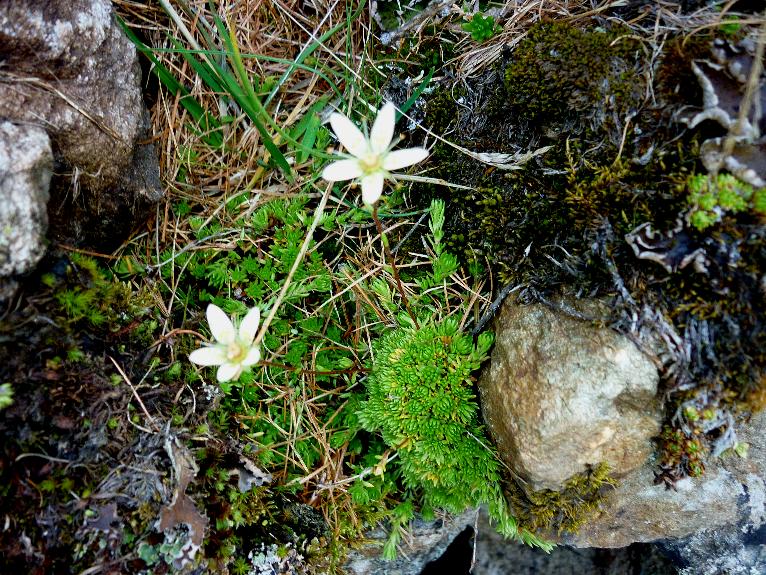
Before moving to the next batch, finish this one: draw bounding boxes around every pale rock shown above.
[0,122,52,277]
[562,410,766,553]
[0,0,162,249]
[478,299,661,490]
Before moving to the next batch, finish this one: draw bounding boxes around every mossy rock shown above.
[504,21,645,136]
[416,18,766,491]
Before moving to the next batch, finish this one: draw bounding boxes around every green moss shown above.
[419,25,696,290]
[754,188,766,215]
[0,383,12,410]
[51,252,138,330]
[504,22,644,130]
[507,463,617,535]
[685,172,765,230]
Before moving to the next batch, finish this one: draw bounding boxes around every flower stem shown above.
[254,183,332,347]
[372,204,420,328]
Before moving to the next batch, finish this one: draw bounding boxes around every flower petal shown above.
[239,307,261,344]
[242,347,261,366]
[361,172,385,206]
[370,102,396,155]
[330,112,368,158]
[322,159,364,182]
[189,346,227,366]
[207,304,236,344]
[217,363,242,383]
[382,147,429,171]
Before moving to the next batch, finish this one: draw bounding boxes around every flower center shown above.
[226,341,246,362]
[359,152,383,174]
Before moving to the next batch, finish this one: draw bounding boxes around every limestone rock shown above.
[0,0,162,248]
[344,509,477,575]
[478,299,661,490]
[561,410,766,550]
[0,122,52,277]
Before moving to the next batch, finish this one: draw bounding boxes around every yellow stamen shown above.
[359,153,383,173]
[226,341,245,362]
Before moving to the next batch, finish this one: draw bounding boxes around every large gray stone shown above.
[0,0,162,248]
[561,411,766,550]
[0,122,52,277]
[478,299,661,490]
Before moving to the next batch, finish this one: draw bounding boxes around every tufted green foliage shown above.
[359,316,551,550]
[49,253,135,329]
[685,172,766,230]
[0,383,12,410]
[462,13,500,43]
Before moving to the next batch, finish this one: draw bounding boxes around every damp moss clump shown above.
[507,463,617,535]
[504,21,644,131]
[420,21,696,290]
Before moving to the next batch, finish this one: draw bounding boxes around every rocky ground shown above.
[2,1,766,574]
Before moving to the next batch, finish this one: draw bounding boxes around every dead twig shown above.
[108,356,160,432]
[377,0,460,46]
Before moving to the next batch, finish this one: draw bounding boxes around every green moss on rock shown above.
[504,22,644,131]
[417,19,766,492]
[507,463,617,535]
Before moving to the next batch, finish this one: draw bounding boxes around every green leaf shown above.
[396,67,435,124]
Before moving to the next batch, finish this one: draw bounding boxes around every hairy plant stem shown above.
[372,204,420,328]
[254,183,332,348]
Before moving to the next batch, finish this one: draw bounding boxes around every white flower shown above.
[189,304,261,382]
[321,102,429,206]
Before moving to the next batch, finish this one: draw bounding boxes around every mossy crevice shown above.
[507,463,617,536]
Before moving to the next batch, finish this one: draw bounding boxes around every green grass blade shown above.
[397,67,435,123]
[170,37,227,95]
[264,0,368,107]
[211,11,293,179]
[289,97,329,163]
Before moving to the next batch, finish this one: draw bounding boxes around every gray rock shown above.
[478,299,661,490]
[0,0,162,248]
[663,523,766,575]
[344,509,477,575]
[560,411,766,550]
[473,510,677,575]
[0,122,52,277]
